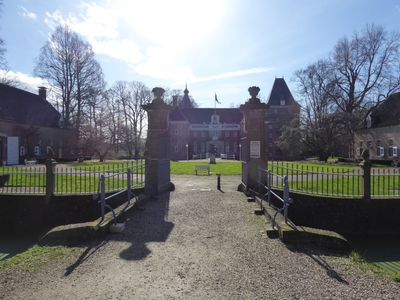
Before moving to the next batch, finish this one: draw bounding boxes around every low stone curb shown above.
[253,196,350,252]
[39,194,149,246]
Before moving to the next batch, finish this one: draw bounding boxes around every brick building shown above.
[354,92,400,165]
[168,78,300,161]
[0,84,76,165]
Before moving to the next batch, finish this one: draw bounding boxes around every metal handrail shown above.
[257,167,293,228]
[97,167,138,227]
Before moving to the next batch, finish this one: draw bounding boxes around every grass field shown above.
[170,161,241,175]
[0,244,80,272]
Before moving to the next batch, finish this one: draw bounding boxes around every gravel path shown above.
[1,175,399,299]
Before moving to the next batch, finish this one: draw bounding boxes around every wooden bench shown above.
[195,165,210,175]
[25,159,37,165]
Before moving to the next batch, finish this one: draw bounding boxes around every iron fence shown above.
[371,168,400,198]
[268,161,400,199]
[0,165,46,194]
[0,159,145,195]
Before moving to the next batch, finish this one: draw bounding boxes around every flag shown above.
[215,93,221,104]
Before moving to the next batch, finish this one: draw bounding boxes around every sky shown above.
[1,0,400,107]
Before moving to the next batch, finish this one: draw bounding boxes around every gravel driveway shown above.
[1,175,399,299]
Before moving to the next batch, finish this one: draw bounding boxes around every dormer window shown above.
[280,99,285,106]
[211,114,220,124]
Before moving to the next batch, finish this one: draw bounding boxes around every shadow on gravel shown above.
[285,244,349,285]
[117,192,174,261]
[39,191,174,275]
[64,240,108,276]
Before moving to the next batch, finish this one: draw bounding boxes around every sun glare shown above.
[112,0,226,47]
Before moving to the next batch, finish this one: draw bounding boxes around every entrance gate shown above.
[142,85,268,196]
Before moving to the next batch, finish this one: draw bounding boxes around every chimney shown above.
[172,95,178,107]
[38,86,47,101]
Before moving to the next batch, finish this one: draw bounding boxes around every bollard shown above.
[217,173,221,190]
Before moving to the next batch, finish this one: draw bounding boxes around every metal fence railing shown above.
[257,167,292,227]
[0,159,145,195]
[371,168,400,198]
[268,161,362,198]
[0,165,46,194]
[268,161,400,199]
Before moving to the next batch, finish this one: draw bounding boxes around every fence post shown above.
[267,170,271,205]
[45,157,56,203]
[127,168,131,201]
[360,149,371,202]
[100,174,106,220]
[283,175,289,223]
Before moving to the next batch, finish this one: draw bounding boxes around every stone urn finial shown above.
[248,86,260,99]
[152,87,165,101]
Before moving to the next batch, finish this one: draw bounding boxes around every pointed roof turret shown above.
[181,83,192,109]
[266,78,298,106]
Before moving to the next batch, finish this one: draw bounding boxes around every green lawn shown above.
[170,161,241,175]
[0,244,80,272]
[269,161,358,176]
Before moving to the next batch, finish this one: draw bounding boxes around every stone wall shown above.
[0,188,143,233]
[270,190,400,235]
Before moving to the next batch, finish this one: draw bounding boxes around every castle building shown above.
[0,84,76,165]
[168,78,300,161]
[354,92,400,165]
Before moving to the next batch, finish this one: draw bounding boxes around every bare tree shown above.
[34,25,104,141]
[294,60,347,161]
[109,81,151,158]
[329,24,400,152]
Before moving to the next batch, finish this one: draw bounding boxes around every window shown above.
[269,133,273,138]
[268,124,273,130]
[280,99,285,106]
[19,146,25,156]
[376,146,384,157]
[201,131,206,138]
[193,131,197,137]
[34,145,40,156]
[174,145,178,153]
[367,141,372,148]
[389,146,398,157]
[389,139,394,146]
[233,131,238,137]
[225,131,230,138]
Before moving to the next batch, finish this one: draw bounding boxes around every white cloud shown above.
[91,39,144,65]
[190,67,276,84]
[44,10,65,29]
[43,0,228,83]
[19,6,37,20]
[0,70,49,93]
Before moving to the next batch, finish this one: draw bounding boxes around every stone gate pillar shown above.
[240,86,268,191]
[142,87,173,197]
